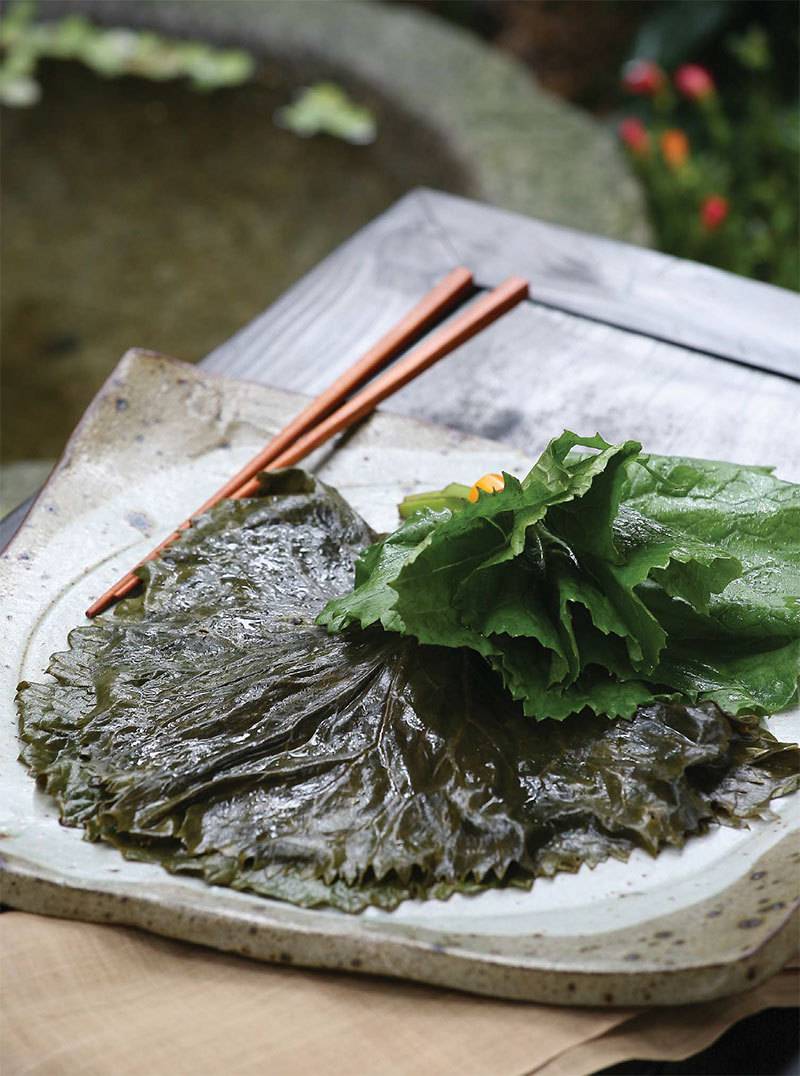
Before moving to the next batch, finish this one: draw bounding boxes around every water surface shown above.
[1,61,465,461]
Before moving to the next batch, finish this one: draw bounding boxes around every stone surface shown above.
[48,0,650,244]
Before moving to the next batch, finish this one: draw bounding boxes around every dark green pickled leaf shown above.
[17,470,799,912]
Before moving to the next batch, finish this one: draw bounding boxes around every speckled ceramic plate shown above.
[2,350,798,1006]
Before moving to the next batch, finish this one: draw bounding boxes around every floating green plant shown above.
[0,0,256,106]
[274,81,377,145]
[0,2,377,145]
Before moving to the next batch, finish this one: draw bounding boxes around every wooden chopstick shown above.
[86,268,473,618]
[225,275,529,498]
[86,272,527,617]
[86,267,474,618]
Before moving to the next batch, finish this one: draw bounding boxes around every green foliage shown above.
[619,30,799,290]
[0,3,378,146]
[320,433,800,722]
[274,82,377,145]
[0,0,256,105]
[727,25,771,71]
[629,0,736,72]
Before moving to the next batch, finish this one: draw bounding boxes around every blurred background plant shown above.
[5,0,794,285]
[1,0,797,509]
[274,83,377,146]
[412,0,799,289]
[0,1,375,145]
[0,0,256,103]
[617,32,799,289]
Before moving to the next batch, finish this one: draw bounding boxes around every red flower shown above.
[659,128,689,170]
[674,64,715,100]
[622,59,666,96]
[618,117,650,156]
[700,194,729,230]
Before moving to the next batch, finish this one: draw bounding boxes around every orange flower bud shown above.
[659,128,689,171]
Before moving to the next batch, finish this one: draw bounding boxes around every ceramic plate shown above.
[2,350,798,1006]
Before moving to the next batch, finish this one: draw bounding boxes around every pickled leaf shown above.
[17,470,798,912]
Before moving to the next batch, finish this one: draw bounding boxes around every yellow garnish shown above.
[468,473,505,502]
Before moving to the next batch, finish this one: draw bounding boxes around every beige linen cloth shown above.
[1,912,797,1076]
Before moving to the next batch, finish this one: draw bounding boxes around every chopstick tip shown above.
[85,596,106,619]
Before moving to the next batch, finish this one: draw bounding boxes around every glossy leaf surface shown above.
[17,470,798,911]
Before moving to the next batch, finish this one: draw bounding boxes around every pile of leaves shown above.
[17,459,799,912]
[321,432,800,722]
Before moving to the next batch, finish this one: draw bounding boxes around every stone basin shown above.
[1,0,648,508]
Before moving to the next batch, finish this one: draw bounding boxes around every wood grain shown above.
[419,189,800,379]
[201,190,800,481]
[377,300,800,479]
[204,189,800,385]
[202,191,458,391]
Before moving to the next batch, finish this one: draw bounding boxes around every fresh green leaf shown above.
[319,434,799,721]
[398,482,471,519]
[625,453,800,635]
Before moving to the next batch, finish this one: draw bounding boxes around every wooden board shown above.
[203,189,800,383]
[200,190,800,481]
